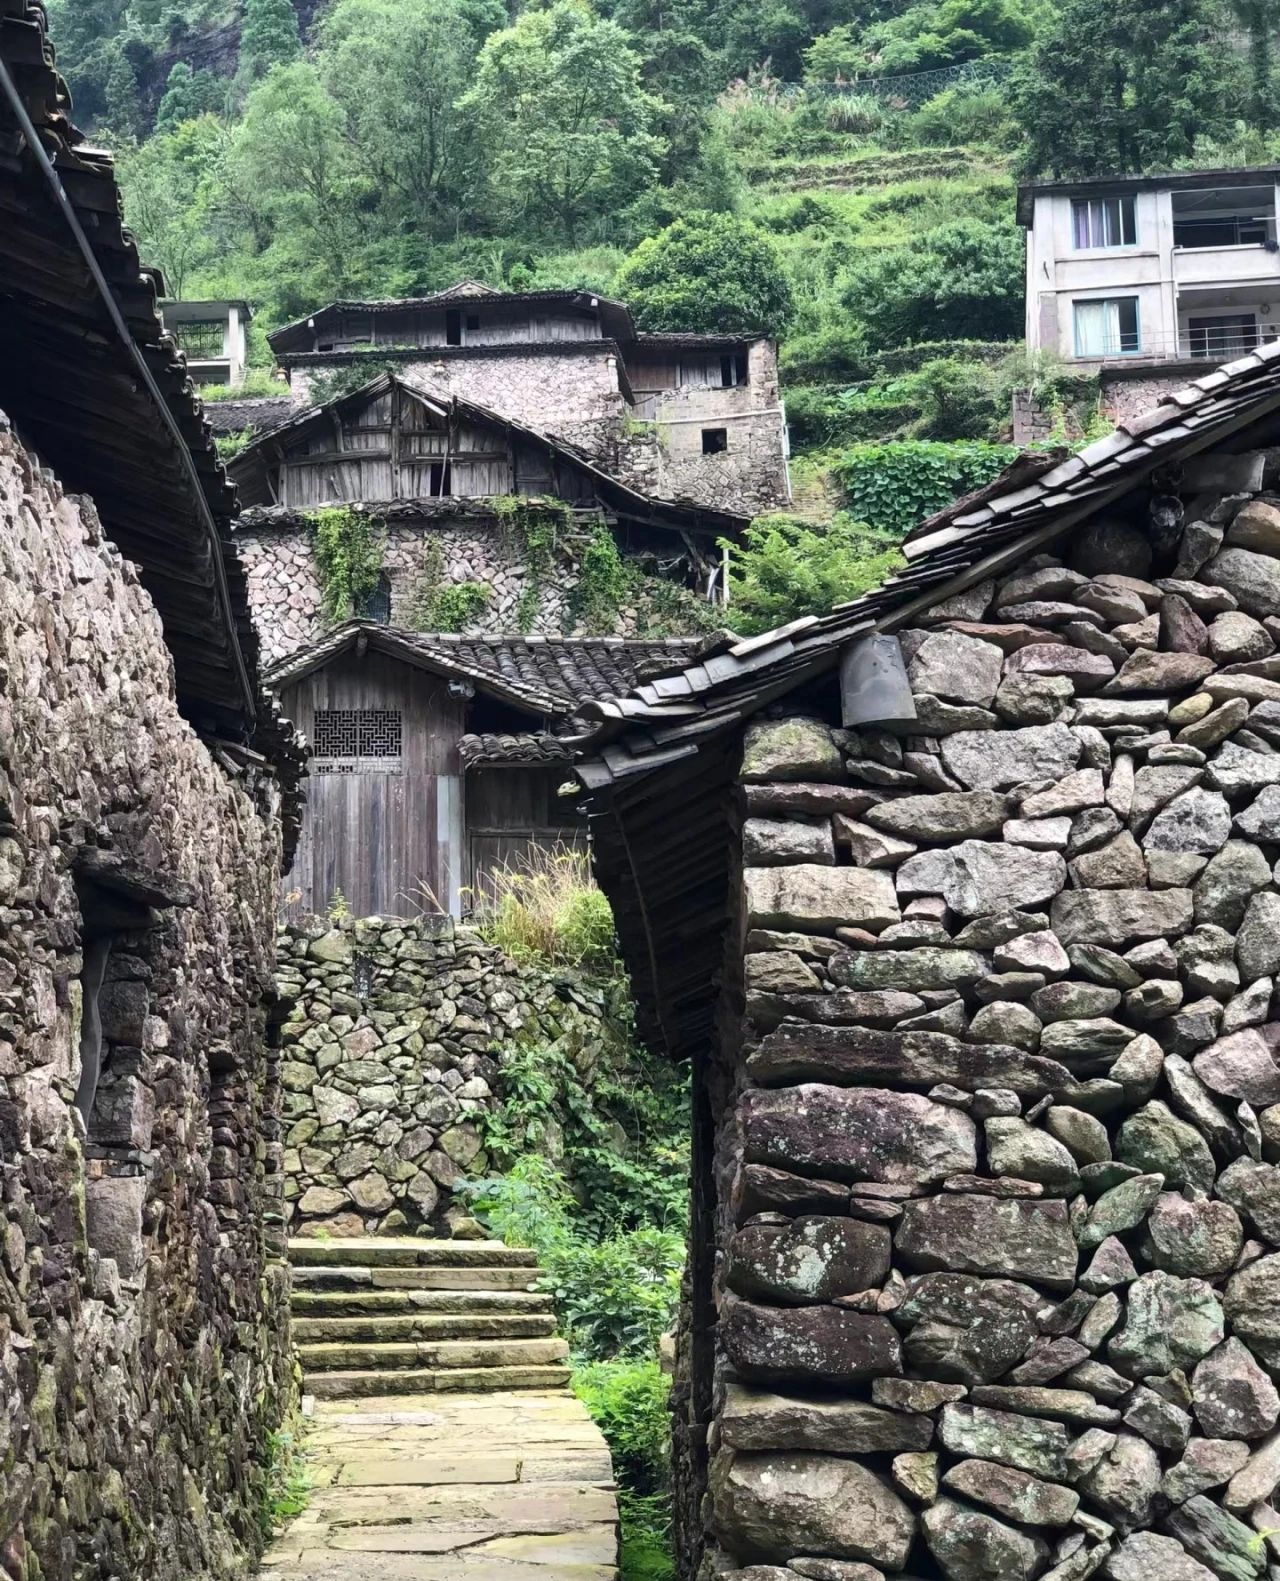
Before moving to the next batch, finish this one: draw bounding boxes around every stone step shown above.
[305,1364,575,1399]
[292,1265,542,1293]
[298,1337,571,1373]
[293,1313,558,1344]
[291,1289,556,1317]
[288,1238,539,1269]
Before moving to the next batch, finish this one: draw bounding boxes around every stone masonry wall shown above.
[277,914,613,1236]
[0,420,291,1580]
[1101,372,1203,429]
[239,516,580,665]
[705,479,1280,1581]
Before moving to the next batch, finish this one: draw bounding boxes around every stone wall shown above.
[704,480,1280,1580]
[277,914,615,1236]
[239,512,714,665]
[1101,371,1202,428]
[0,420,291,1579]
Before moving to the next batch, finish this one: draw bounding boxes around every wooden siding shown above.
[324,306,602,351]
[280,651,467,919]
[279,386,515,507]
[465,767,586,910]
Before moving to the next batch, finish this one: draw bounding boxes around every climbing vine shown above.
[308,506,385,623]
[494,495,572,633]
[568,524,635,634]
[406,539,492,632]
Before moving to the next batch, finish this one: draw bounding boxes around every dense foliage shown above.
[614,213,795,333]
[724,513,903,633]
[832,437,1019,531]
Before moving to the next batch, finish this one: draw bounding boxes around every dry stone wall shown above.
[0,420,291,1581]
[708,482,1280,1581]
[277,914,614,1236]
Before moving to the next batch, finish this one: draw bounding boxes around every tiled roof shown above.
[264,623,711,715]
[573,340,1280,790]
[205,396,296,437]
[458,733,574,767]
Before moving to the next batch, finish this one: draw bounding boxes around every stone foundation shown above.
[701,476,1280,1579]
[277,914,618,1235]
[0,422,291,1580]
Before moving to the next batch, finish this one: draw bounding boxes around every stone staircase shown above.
[289,1238,572,1399]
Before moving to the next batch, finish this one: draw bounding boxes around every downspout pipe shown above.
[0,54,257,727]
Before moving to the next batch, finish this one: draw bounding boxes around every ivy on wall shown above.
[494,495,572,633]
[308,505,386,623]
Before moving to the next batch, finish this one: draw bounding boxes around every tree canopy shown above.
[614,213,795,334]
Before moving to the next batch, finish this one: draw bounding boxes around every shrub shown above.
[420,580,491,631]
[839,216,1025,348]
[614,212,795,335]
[908,85,1015,147]
[895,355,1003,439]
[476,844,617,971]
[461,1159,685,1360]
[724,513,904,634]
[832,438,1018,533]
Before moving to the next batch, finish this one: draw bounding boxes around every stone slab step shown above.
[298,1337,570,1372]
[293,1313,558,1343]
[292,1265,542,1293]
[289,1238,539,1269]
[305,1364,574,1399]
[291,1289,555,1317]
[262,1551,615,1581]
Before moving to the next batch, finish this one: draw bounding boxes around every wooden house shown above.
[266,623,703,918]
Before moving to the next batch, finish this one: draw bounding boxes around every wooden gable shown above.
[278,385,515,507]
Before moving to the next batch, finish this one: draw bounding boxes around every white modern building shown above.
[160,298,253,386]
[1018,167,1280,370]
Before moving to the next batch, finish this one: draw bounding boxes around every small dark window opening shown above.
[735,350,749,384]
[429,460,452,496]
[318,342,334,352]
[465,313,481,333]
[719,354,735,387]
[75,934,113,1128]
[362,571,392,624]
[702,427,728,455]
[445,309,463,346]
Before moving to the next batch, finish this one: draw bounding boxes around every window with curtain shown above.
[1073,298,1141,357]
[1072,196,1137,249]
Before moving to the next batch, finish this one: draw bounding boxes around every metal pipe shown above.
[0,55,257,726]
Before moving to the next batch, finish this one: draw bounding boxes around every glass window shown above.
[1072,196,1137,249]
[1074,297,1141,357]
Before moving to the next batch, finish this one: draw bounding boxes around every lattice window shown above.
[311,708,403,774]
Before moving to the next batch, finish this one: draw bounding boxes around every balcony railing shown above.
[1071,327,1278,365]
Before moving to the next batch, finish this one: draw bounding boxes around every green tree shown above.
[1014,0,1243,177]
[839,217,1023,347]
[460,2,667,242]
[154,62,224,132]
[614,212,794,332]
[102,41,142,137]
[317,0,500,229]
[238,0,301,86]
[222,63,366,312]
[117,114,225,296]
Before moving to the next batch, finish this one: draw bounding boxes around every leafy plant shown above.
[574,1360,674,1581]
[493,495,571,631]
[568,525,636,634]
[258,1423,311,1537]
[308,506,385,622]
[724,512,903,633]
[832,437,1017,533]
[214,427,255,461]
[421,580,491,631]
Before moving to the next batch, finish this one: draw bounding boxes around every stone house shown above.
[574,341,1280,1581]
[1019,165,1280,430]
[266,622,702,917]
[260,279,791,518]
[0,8,301,1577]
[228,371,745,662]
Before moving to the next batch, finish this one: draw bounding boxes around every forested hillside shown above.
[51,0,1280,627]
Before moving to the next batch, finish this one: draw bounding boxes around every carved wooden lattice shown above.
[311,708,403,774]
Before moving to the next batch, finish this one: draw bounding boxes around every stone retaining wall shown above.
[701,474,1280,1580]
[277,914,614,1235]
[0,423,291,1580]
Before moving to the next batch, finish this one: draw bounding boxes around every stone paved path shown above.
[260,1390,619,1581]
